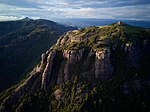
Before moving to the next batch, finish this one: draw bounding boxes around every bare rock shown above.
[37,53,47,72]
[41,50,56,89]
[143,39,150,55]
[54,89,63,100]
[71,34,84,43]
[63,49,84,81]
[64,61,70,81]
[41,53,46,65]
[117,21,125,25]
[57,63,65,84]
[63,48,84,63]
[95,48,113,80]
[55,36,63,46]
[125,42,142,68]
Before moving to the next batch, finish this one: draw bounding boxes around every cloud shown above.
[0,16,17,21]
[0,0,150,21]
[0,0,41,8]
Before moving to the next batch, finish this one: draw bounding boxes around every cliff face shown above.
[125,42,142,68]
[95,48,113,80]
[41,51,56,90]
[0,22,150,112]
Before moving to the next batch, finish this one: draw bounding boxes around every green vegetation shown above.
[53,22,149,51]
[0,18,75,91]
[0,22,150,112]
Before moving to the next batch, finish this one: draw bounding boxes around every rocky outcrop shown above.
[55,30,84,47]
[63,49,84,81]
[56,35,70,46]
[36,53,47,72]
[64,60,70,82]
[63,49,84,63]
[57,63,65,84]
[57,48,114,81]
[54,89,63,100]
[143,39,150,55]
[117,21,125,25]
[41,53,47,65]
[41,50,56,90]
[95,48,113,80]
[125,42,142,68]
[71,34,84,43]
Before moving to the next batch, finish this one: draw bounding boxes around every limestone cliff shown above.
[95,48,113,80]
[41,51,56,89]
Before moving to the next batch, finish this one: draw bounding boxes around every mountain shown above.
[0,18,76,91]
[56,18,150,28]
[0,21,150,112]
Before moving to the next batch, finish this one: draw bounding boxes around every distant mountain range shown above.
[55,18,150,28]
[0,17,76,91]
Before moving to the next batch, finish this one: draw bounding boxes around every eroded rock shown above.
[37,53,47,72]
[125,42,142,68]
[63,49,84,81]
[41,50,56,89]
[54,89,63,100]
[95,48,113,80]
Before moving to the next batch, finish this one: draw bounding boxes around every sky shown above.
[0,0,150,21]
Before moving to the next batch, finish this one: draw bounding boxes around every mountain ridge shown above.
[0,18,76,91]
[0,22,150,112]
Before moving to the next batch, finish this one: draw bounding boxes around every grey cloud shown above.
[0,0,41,8]
[0,0,150,20]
